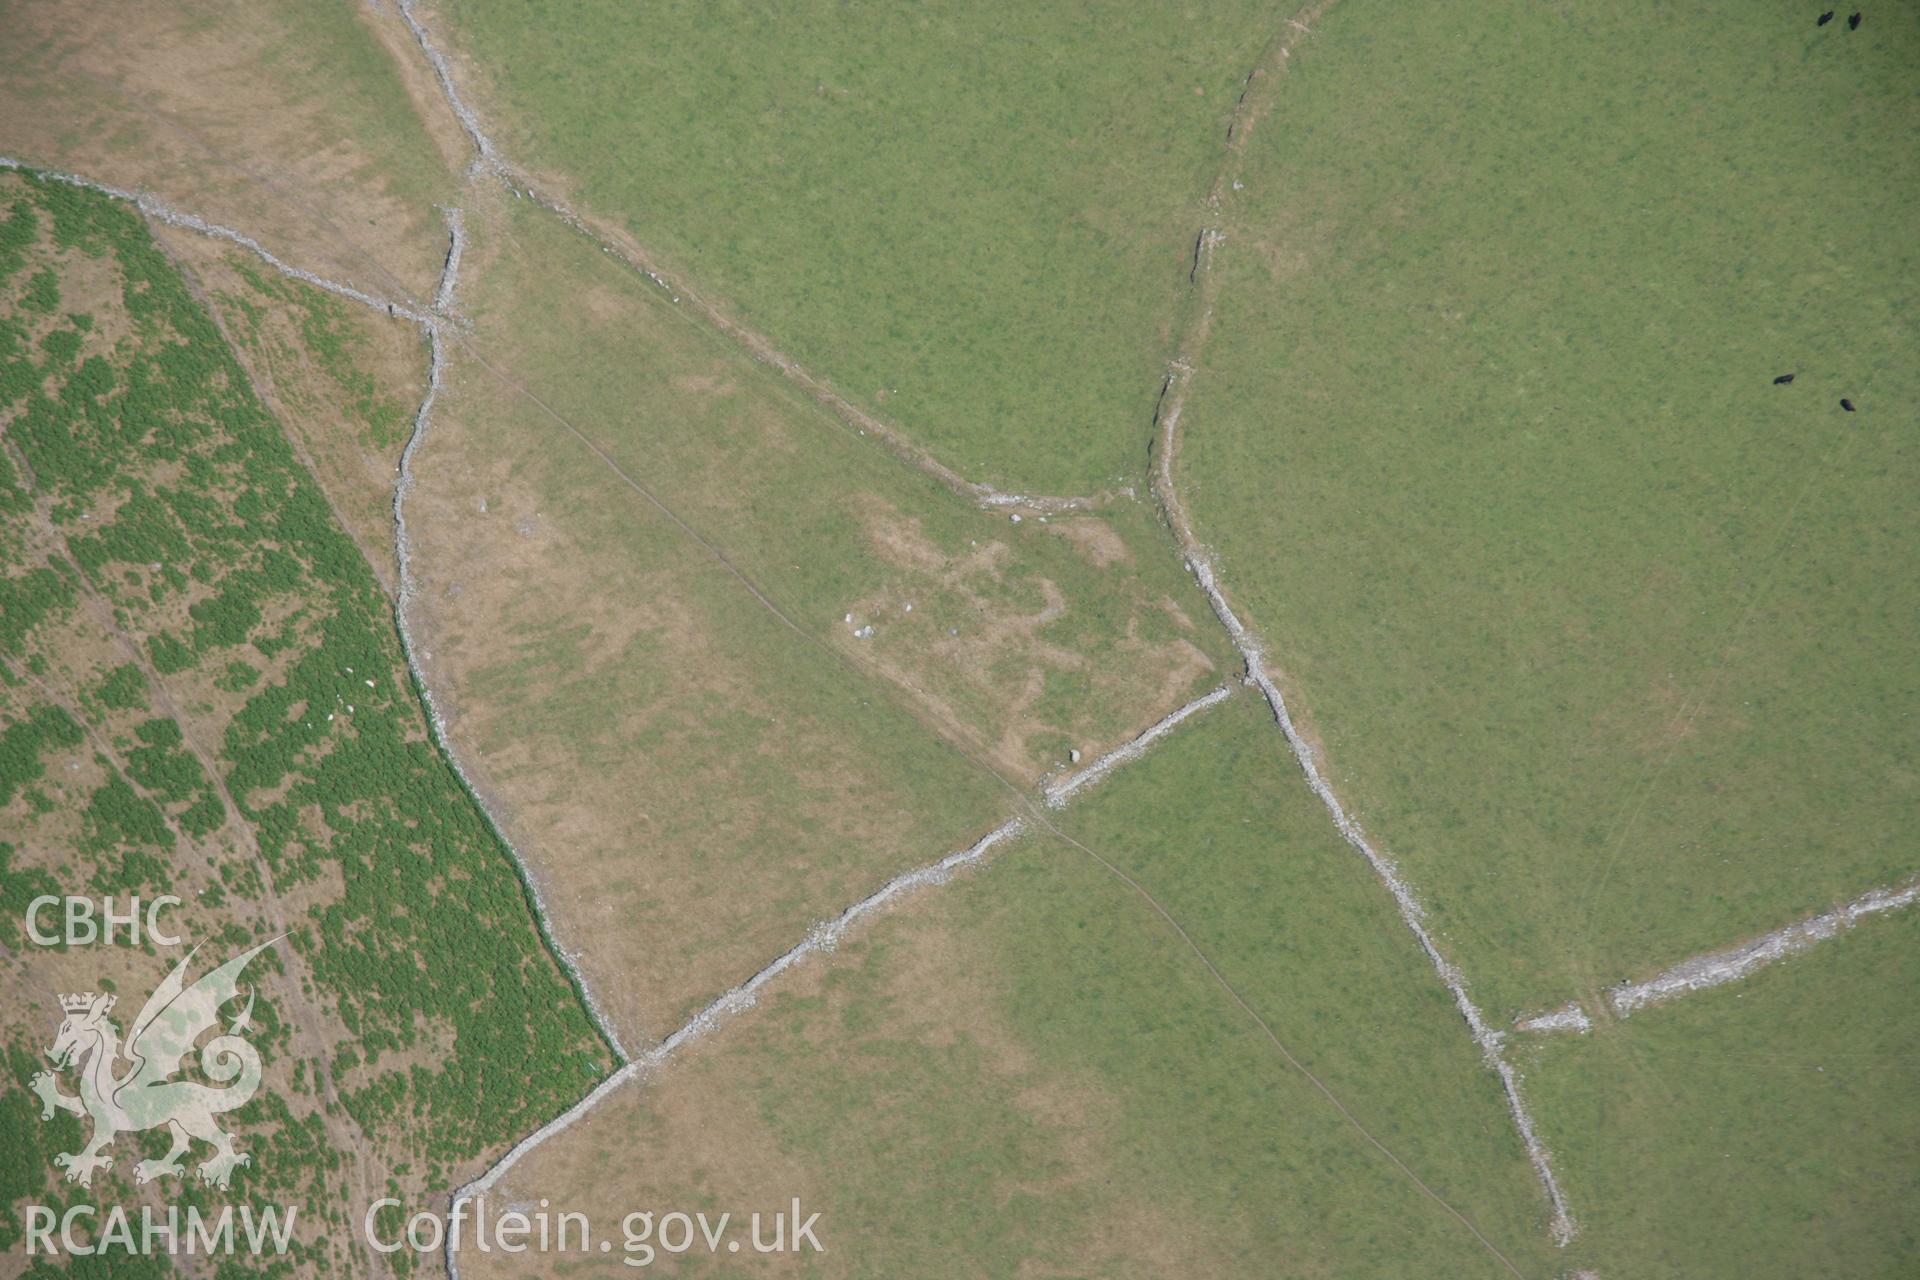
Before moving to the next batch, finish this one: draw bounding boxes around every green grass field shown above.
[1045,692,1558,1267]
[459,694,1561,1278]
[6,3,1915,1271]
[460,191,1233,757]
[1523,908,1920,1277]
[1179,0,1920,1016]
[399,185,1235,1043]
[442,0,1281,492]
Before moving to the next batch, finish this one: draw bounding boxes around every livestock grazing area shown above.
[0,1,1915,1277]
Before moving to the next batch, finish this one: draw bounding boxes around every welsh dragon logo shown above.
[28,938,279,1189]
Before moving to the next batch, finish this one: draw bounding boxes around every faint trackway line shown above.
[443,687,1237,1280]
[443,682,1526,1280]
[384,0,1183,846]
[1143,1,1579,1246]
[1567,418,1864,949]
[380,13,1535,1257]
[390,0,1553,1261]
[442,335,1071,831]
[0,155,630,1065]
[1042,820,1527,1280]
[0,163,1256,1264]
[387,0,1109,518]
[7,592,386,1270]
[390,210,629,1059]
[0,140,1085,1074]
[0,141,1066,1069]
[13,3,1550,1259]
[1516,876,1920,1033]
[7,33,1521,1273]
[392,210,630,1060]
[0,160,1241,1234]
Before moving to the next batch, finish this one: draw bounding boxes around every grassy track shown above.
[8,3,1911,1270]
[1179,0,1920,1015]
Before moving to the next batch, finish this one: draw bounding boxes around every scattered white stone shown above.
[1010,514,1021,523]
[903,603,913,612]
[365,679,375,688]
[843,613,853,625]
[1069,748,1082,764]
[1611,878,1920,1017]
[1515,1003,1592,1034]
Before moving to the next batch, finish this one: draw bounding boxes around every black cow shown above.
[1773,373,1796,385]
[1818,10,1835,23]
[1841,398,1856,412]
[1849,12,1862,28]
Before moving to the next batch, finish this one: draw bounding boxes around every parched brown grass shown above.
[400,330,1012,1047]
[843,500,1216,778]
[451,722,1563,1279]
[455,872,1232,1280]
[0,0,464,301]
[160,227,428,597]
[394,186,1234,1047]
[0,172,610,1276]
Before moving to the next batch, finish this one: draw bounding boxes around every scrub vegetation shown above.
[0,170,610,1262]
[4,1,1915,1274]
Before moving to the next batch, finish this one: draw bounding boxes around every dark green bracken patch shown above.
[0,704,82,806]
[0,172,613,1235]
